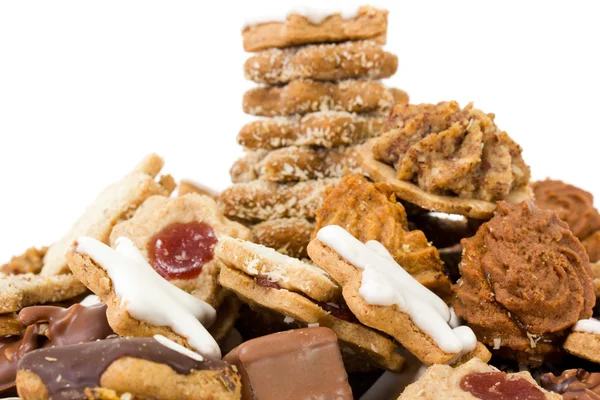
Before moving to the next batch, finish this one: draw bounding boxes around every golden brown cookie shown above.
[242,6,388,52]
[371,101,531,202]
[357,138,532,219]
[0,273,87,314]
[16,337,241,400]
[453,201,595,365]
[313,174,452,300]
[109,194,251,306]
[563,330,600,364]
[243,80,395,117]
[251,218,315,259]
[244,40,397,84]
[0,313,24,337]
[177,180,218,199]
[218,178,339,223]
[218,265,404,372]
[230,150,268,183]
[238,111,385,150]
[399,358,561,399]
[1,247,47,275]
[532,179,600,241]
[215,236,340,303]
[584,231,600,263]
[42,154,175,276]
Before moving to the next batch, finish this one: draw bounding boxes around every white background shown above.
[0,1,599,262]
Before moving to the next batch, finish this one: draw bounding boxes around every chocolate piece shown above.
[541,369,600,399]
[0,303,112,393]
[460,371,546,400]
[148,221,218,279]
[18,337,226,399]
[224,327,352,400]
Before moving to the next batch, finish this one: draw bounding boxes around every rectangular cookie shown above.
[242,6,388,52]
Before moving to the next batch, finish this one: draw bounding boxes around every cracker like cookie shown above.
[218,178,339,223]
[218,265,404,372]
[109,194,251,306]
[238,111,385,150]
[242,6,388,52]
[308,226,490,366]
[251,217,315,259]
[0,273,87,314]
[244,40,397,84]
[16,336,241,400]
[42,154,175,276]
[243,79,394,117]
[563,319,600,364]
[215,236,340,303]
[357,138,532,219]
[66,236,221,358]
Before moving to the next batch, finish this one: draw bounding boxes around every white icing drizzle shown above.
[449,307,461,329]
[74,236,220,358]
[79,294,101,307]
[242,5,362,28]
[316,225,476,354]
[573,318,600,334]
[153,334,204,362]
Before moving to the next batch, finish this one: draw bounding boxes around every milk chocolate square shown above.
[224,327,352,400]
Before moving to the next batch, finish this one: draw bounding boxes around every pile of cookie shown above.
[220,5,407,259]
[3,5,600,400]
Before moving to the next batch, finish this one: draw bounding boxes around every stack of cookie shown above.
[219,6,407,259]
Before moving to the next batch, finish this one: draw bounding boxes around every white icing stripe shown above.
[154,334,205,362]
[75,236,220,358]
[242,5,361,28]
[573,318,600,334]
[317,225,474,354]
[79,294,101,307]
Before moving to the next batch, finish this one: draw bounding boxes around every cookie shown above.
[235,146,359,183]
[109,194,251,306]
[583,231,600,263]
[371,101,531,202]
[251,217,315,259]
[542,368,600,398]
[453,201,595,365]
[66,236,221,358]
[242,6,388,52]
[42,154,175,276]
[215,236,340,303]
[218,265,404,372]
[237,111,385,150]
[218,178,339,223]
[0,302,113,393]
[563,318,600,364]
[178,179,218,199]
[208,294,241,345]
[230,149,268,183]
[313,174,452,300]
[16,336,241,400]
[399,358,561,399]
[243,79,395,116]
[244,40,397,84]
[1,247,47,275]
[357,138,532,218]
[0,314,24,337]
[308,226,490,366]
[0,273,87,314]
[532,179,600,241]
[224,327,352,400]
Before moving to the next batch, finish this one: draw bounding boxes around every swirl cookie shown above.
[251,218,315,259]
[109,193,251,306]
[313,174,452,299]
[242,6,388,52]
[216,237,404,371]
[16,336,241,400]
[42,154,176,276]
[66,236,221,358]
[583,232,600,263]
[244,40,397,84]
[308,225,490,366]
[453,201,595,365]
[243,79,395,117]
[237,111,385,150]
[400,358,561,399]
[218,178,339,223]
[532,179,600,241]
[359,101,532,218]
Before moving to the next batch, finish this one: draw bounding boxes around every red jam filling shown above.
[148,221,217,280]
[255,276,283,290]
[460,372,545,400]
[315,301,358,323]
